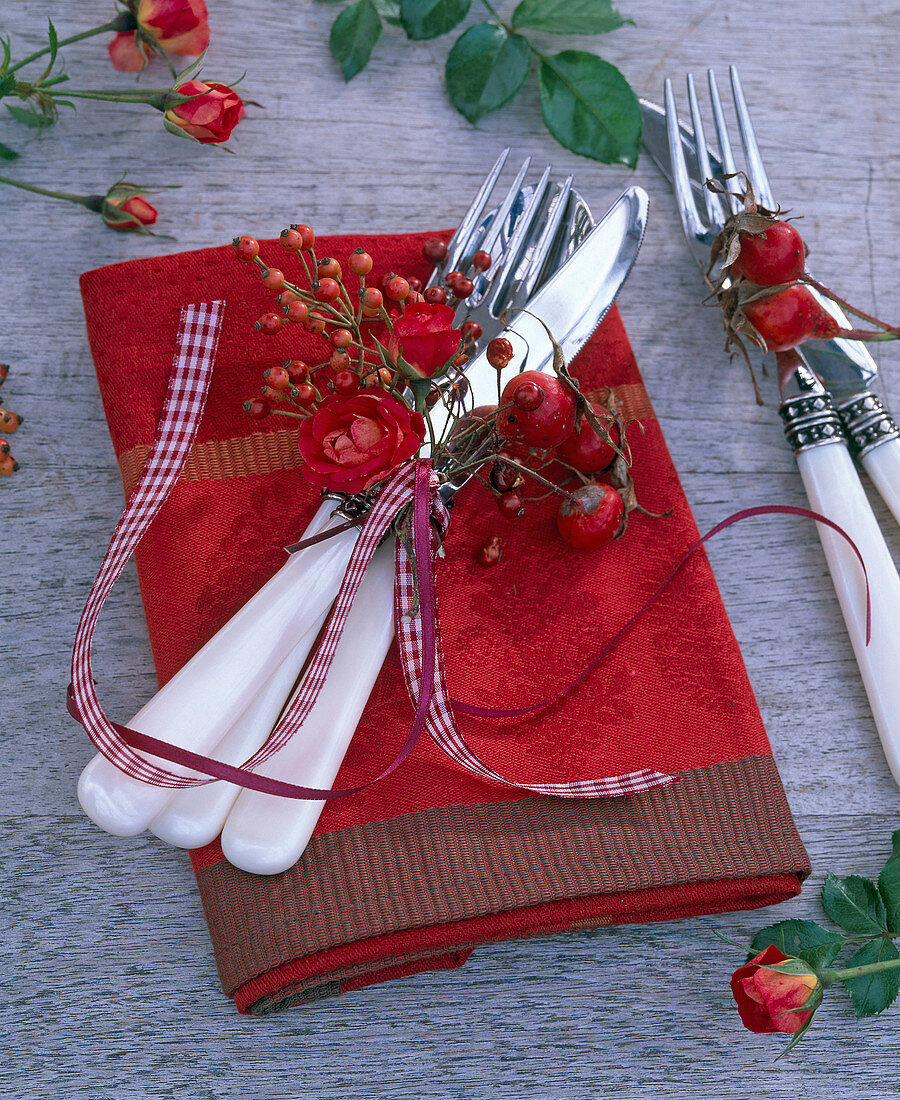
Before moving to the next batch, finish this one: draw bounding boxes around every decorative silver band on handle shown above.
[835,391,900,457]
[779,391,846,454]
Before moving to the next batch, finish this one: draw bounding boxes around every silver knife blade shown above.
[639,98,878,402]
[427,185,649,465]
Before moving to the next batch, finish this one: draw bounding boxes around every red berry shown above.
[0,363,8,383]
[360,287,383,311]
[314,277,341,303]
[472,250,492,272]
[486,337,514,368]
[385,275,410,301]
[732,221,805,285]
[408,276,423,292]
[286,359,310,384]
[278,289,299,307]
[261,384,285,402]
[285,299,309,323]
[490,460,520,493]
[260,267,285,291]
[255,312,284,335]
[303,314,327,335]
[331,328,353,348]
[512,380,543,412]
[498,371,575,448]
[423,237,448,264]
[348,249,373,276]
[264,365,290,390]
[333,369,360,395]
[446,272,474,298]
[556,484,624,550]
[0,409,21,431]
[0,453,18,476]
[330,350,351,372]
[317,257,342,280]
[497,490,524,519]
[0,437,9,455]
[291,224,315,250]
[461,320,482,343]
[406,290,424,304]
[742,284,840,352]
[293,382,317,407]
[423,286,447,305]
[478,535,503,567]
[280,227,303,252]
[557,403,619,473]
[233,235,259,262]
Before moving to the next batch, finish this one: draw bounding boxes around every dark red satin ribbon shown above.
[68,501,870,798]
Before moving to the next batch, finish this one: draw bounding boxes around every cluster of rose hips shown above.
[233,227,488,419]
[709,178,898,395]
[421,234,493,347]
[0,363,22,477]
[470,337,640,559]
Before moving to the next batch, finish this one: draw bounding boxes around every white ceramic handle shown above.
[77,499,359,836]
[220,540,397,875]
[860,436,900,528]
[796,441,900,786]
[148,608,329,849]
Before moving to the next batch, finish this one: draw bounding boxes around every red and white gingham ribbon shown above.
[68,300,676,798]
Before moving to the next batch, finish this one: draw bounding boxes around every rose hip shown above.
[478,535,503,567]
[498,371,576,448]
[557,402,619,473]
[260,268,285,291]
[255,312,284,335]
[233,235,259,262]
[423,286,447,305]
[497,490,524,519]
[556,484,624,550]
[264,365,290,390]
[743,284,840,351]
[732,221,805,285]
[487,338,514,368]
[317,257,342,280]
[423,237,448,264]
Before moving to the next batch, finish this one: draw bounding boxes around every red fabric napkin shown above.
[79,229,809,1014]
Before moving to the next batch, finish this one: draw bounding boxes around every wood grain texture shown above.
[2,0,899,1094]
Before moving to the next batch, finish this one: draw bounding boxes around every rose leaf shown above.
[511,0,631,35]
[748,919,845,969]
[445,24,531,125]
[400,0,470,40]
[537,51,641,167]
[822,872,889,935]
[330,0,382,81]
[878,829,900,934]
[843,938,900,1019]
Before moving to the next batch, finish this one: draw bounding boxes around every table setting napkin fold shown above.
[78,228,809,1014]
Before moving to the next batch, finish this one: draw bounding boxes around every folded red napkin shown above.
[79,229,809,1014]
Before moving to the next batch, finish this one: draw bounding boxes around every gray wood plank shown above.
[2,0,900,1094]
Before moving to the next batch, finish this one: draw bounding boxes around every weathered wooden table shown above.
[3,0,899,1095]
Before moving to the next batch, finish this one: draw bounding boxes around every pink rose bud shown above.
[102,191,159,231]
[730,946,822,1035]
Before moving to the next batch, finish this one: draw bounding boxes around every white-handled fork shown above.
[658,67,900,788]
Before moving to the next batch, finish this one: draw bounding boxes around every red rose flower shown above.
[165,81,245,144]
[108,31,152,72]
[297,391,426,494]
[389,301,461,378]
[137,0,210,55]
[730,946,822,1035]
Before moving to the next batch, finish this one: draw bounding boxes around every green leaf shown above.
[445,24,530,124]
[0,141,19,161]
[748,919,845,970]
[878,830,900,934]
[0,73,15,97]
[47,18,58,66]
[538,51,641,167]
[512,0,630,35]
[330,0,382,81]
[843,938,900,1019]
[5,104,54,128]
[822,872,889,935]
[400,0,470,40]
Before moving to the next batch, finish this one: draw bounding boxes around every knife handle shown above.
[795,440,900,787]
[837,391,900,527]
[220,540,397,876]
[77,498,359,837]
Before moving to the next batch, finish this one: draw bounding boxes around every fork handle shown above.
[836,392,900,527]
[794,439,900,788]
